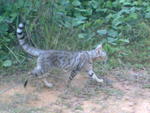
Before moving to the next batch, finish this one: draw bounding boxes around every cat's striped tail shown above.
[16,23,44,57]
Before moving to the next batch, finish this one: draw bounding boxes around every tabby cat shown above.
[17,23,107,88]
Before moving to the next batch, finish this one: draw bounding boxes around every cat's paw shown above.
[97,78,104,83]
[44,82,53,88]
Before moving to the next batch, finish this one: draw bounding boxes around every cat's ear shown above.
[96,44,102,50]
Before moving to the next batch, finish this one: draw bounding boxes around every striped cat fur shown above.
[17,23,108,88]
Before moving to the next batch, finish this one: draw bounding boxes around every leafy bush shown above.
[0,0,150,68]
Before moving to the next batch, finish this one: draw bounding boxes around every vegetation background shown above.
[0,0,150,74]
[0,1,150,113]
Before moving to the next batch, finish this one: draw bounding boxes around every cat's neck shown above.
[86,50,97,60]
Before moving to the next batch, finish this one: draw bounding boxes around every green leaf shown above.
[108,30,118,38]
[96,8,107,13]
[145,13,150,18]
[0,16,5,23]
[94,19,104,25]
[0,23,8,32]
[85,8,93,15]
[72,0,81,6]
[112,16,123,27]
[89,0,98,9]
[106,1,112,8]
[97,29,107,36]
[72,16,86,26]
[119,0,126,3]
[78,33,86,39]
[3,60,12,67]
[75,8,87,12]
[118,39,129,43]
[143,84,150,88]
[129,13,138,20]
[107,37,117,42]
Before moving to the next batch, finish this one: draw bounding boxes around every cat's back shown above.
[44,50,78,58]
[38,50,79,68]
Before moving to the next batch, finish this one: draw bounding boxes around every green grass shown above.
[143,84,150,89]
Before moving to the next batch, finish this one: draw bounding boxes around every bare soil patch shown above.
[0,68,150,113]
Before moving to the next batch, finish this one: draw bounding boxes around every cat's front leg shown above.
[87,70,103,83]
[67,70,78,87]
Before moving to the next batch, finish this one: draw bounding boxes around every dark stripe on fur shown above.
[18,35,24,39]
[24,79,28,88]
[89,73,94,77]
[17,32,23,35]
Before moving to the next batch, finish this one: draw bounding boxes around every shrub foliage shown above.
[0,0,150,67]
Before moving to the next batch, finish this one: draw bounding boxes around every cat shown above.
[17,23,107,88]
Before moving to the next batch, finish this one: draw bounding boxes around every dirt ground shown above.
[0,68,150,113]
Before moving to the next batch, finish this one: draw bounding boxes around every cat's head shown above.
[94,44,107,62]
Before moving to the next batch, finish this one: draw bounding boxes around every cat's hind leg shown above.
[24,56,54,88]
[24,66,43,87]
[29,69,54,88]
[31,66,44,77]
[42,78,53,88]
